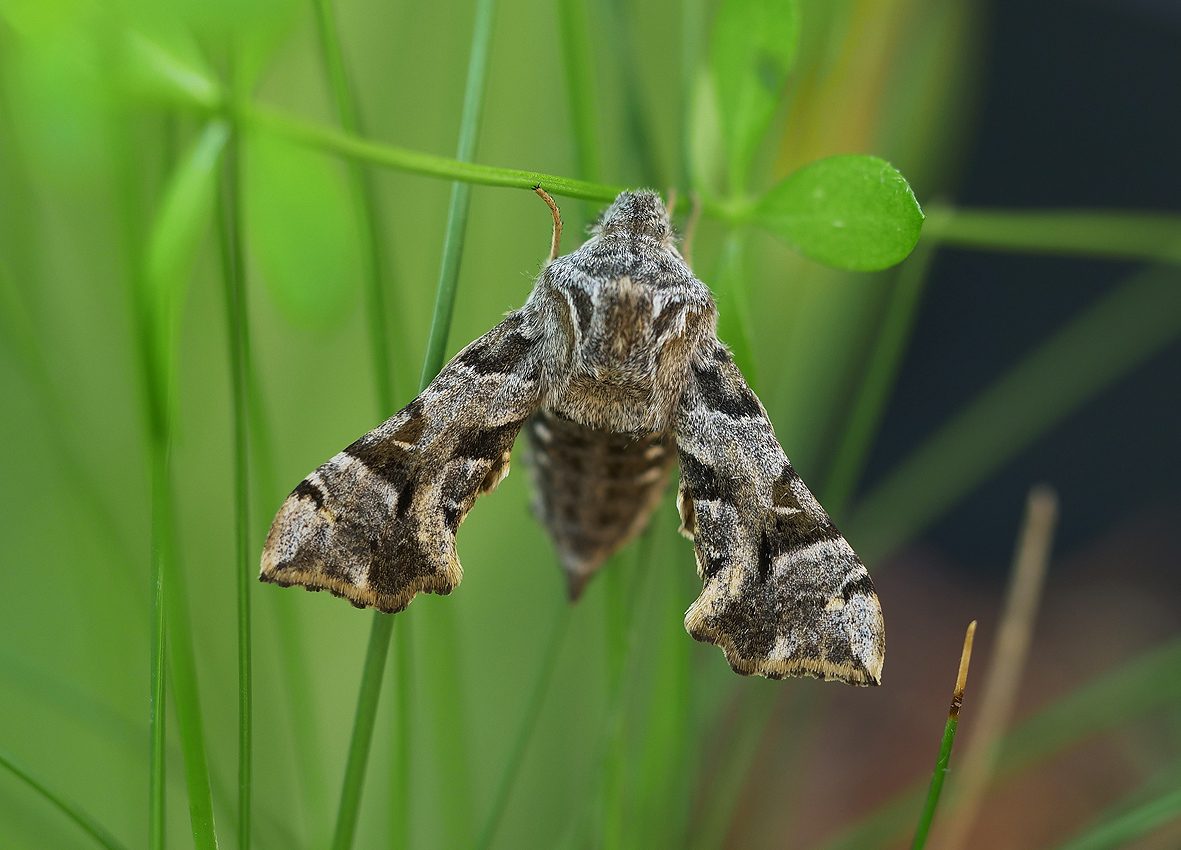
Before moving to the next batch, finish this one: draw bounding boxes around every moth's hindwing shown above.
[674,343,885,685]
[259,309,545,613]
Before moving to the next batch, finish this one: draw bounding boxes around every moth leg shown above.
[260,309,546,613]
[674,342,885,685]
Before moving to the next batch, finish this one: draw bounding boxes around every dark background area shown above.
[868,0,1181,569]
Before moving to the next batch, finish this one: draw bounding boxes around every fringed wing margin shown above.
[674,342,885,685]
[260,309,545,613]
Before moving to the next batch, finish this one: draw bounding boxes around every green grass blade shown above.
[848,265,1181,561]
[604,0,665,185]
[557,0,602,208]
[0,748,129,850]
[1052,783,1181,850]
[138,121,228,850]
[216,123,253,850]
[331,615,395,850]
[911,714,961,850]
[473,605,571,850]
[924,206,1181,265]
[148,443,167,850]
[311,0,397,411]
[819,636,1181,850]
[911,622,975,850]
[150,434,220,850]
[416,2,499,841]
[689,689,779,850]
[824,242,933,515]
[421,0,498,386]
[331,3,498,846]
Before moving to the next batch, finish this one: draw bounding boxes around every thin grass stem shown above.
[910,620,977,850]
[559,527,660,848]
[935,487,1057,850]
[216,119,253,850]
[0,748,129,850]
[690,689,780,850]
[245,361,329,824]
[604,0,665,185]
[472,604,572,850]
[149,447,167,850]
[154,434,220,850]
[824,241,933,515]
[1051,783,1181,850]
[331,3,498,846]
[311,0,397,412]
[557,0,602,226]
[416,1,500,843]
[131,121,226,850]
[818,636,1181,850]
[331,615,395,850]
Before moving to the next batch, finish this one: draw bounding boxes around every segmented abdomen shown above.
[525,409,675,598]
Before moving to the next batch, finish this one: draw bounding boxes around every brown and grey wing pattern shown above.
[674,342,885,685]
[260,309,546,613]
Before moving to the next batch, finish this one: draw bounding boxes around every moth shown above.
[260,189,885,685]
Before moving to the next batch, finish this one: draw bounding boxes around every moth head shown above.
[593,190,673,243]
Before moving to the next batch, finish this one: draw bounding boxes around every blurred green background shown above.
[1,0,1179,848]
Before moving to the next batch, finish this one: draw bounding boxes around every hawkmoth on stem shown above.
[260,188,885,685]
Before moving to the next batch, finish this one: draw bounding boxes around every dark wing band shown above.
[260,309,545,613]
[674,342,885,685]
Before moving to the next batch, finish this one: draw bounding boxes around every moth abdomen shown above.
[526,410,674,598]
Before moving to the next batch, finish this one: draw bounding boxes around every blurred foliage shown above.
[0,0,1178,849]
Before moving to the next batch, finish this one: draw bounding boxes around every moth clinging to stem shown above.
[260,188,885,685]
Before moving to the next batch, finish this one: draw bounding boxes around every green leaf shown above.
[243,133,362,328]
[708,0,799,193]
[755,154,924,271]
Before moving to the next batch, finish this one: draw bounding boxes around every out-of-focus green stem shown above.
[311,0,397,413]
[473,605,571,850]
[0,748,128,850]
[216,120,253,850]
[923,206,1181,265]
[557,0,602,227]
[1052,783,1181,850]
[824,242,933,516]
[331,615,395,850]
[330,1,498,847]
[910,622,975,850]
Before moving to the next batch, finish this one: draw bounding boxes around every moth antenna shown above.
[682,192,702,266]
[665,186,679,219]
[533,185,563,262]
